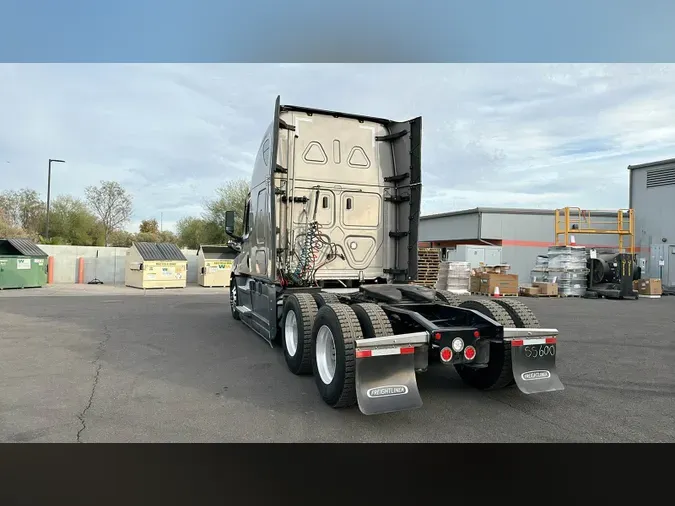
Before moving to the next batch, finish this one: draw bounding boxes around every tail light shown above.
[440,347,453,362]
[464,346,476,361]
[451,338,464,353]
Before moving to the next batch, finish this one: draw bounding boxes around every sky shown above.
[1,63,675,233]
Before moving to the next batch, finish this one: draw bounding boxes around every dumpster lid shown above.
[0,238,48,257]
[133,242,187,261]
[196,244,238,259]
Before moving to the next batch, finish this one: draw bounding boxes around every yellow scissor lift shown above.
[553,207,637,299]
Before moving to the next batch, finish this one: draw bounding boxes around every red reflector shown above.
[511,339,524,347]
[464,346,476,360]
[440,347,453,362]
[545,337,557,344]
[434,332,442,341]
[473,330,480,338]
[400,346,415,355]
[356,349,372,359]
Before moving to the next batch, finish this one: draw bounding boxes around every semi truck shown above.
[224,96,564,415]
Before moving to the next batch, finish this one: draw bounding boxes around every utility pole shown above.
[45,158,65,240]
[160,212,163,233]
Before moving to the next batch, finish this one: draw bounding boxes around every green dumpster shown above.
[0,238,49,289]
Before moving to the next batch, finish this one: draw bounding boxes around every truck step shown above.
[236,305,252,313]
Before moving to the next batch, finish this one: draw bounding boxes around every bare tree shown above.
[84,181,133,246]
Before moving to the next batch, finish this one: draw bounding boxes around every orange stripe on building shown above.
[420,240,648,253]
[501,239,647,253]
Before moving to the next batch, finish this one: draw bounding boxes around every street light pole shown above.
[45,158,65,240]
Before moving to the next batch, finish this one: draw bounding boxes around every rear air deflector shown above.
[355,350,423,415]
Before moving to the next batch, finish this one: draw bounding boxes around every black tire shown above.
[455,299,516,390]
[311,291,340,308]
[281,293,318,375]
[435,289,461,306]
[493,298,541,328]
[311,303,362,408]
[230,278,241,320]
[351,303,393,339]
[492,299,540,386]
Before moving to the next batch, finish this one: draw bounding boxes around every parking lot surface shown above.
[1,285,673,442]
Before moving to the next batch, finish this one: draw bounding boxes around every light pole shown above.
[45,158,65,240]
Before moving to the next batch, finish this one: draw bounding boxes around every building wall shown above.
[419,212,480,242]
[38,244,200,285]
[630,164,675,276]
[419,209,625,284]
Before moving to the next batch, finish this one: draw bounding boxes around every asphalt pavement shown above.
[1,285,673,442]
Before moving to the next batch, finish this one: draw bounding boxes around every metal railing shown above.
[554,207,635,254]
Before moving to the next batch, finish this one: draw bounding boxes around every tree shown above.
[158,230,177,243]
[108,230,134,247]
[175,217,209,249]
[40,195,103,246]
[0,188,44,235]
[0,207,27,239]
[139,219,159,234]
[84,181,133,246]
[203,179,250,239]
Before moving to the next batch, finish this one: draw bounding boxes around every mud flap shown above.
[510,339,564,394]
[355,350,423,415]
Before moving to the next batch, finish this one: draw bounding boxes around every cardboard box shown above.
[477,273,518,295]
[533,282,559,296]
[633,280,639,291]
[470,275,482,293]
[520,286,540,296]
[638,278,662,295]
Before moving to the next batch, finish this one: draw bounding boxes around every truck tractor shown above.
[224,96,564,415]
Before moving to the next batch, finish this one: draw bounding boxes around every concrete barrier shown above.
[38,245,200,285]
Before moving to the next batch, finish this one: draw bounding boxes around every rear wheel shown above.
[351,303,393,339]
[281,293,318,375]
[435,289,461,306]
[230,278,241,320]
[311,303,362,408]
[455,299,516,390]
[312,291,340,308]
[493,298,541,328]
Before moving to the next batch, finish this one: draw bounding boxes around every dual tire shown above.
[454,298,541,390]
[281,294,391,408]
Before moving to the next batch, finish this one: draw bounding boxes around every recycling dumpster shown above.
[0,238,49,289]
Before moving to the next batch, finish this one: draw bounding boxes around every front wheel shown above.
[230,278,240,320]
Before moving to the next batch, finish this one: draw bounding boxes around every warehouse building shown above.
[418,207,622,284]
[628,157,675,287]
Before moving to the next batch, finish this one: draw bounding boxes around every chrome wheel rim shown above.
[316,324,337,385]
[284,310,298,357]
[230,285,237,312]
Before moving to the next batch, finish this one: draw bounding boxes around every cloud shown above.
[1,63,675,232]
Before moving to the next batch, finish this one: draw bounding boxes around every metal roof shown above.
[627,157,675,171]
[421,206,622,221]
[133,242,187,261]
[196,244,238,259]
[0,238,48,257]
